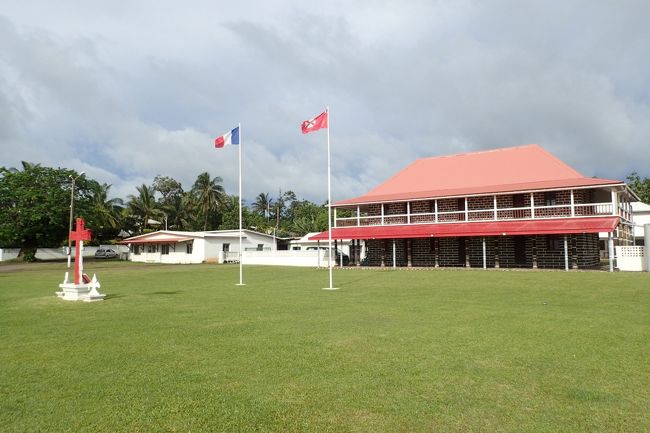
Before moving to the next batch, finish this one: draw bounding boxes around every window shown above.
[186,242,193,254]
[546,236,563,251]
[292,246,301,250]
[257,244,264,251]
[457,198,466,221]
[545,191,557,206]
[161,244,170,255]
[513,194,525,208]
[147,244,157,253]
[133,245,140,255]
[222,243,230,252]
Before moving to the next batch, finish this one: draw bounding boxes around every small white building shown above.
[121,230,276,264]
[287,232,353,255]
[631,201,650,245]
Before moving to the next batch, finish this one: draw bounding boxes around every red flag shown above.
[301,110,328,134]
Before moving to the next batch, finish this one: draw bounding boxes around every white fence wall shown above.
[242,250,330,267]
[0,248,20,261]
[615,246,647,271]
[0,245,130,262]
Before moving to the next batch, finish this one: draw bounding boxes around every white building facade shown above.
[122,230,276,264]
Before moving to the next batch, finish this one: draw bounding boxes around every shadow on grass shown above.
[146,291,183,295]
[103,293,126,300]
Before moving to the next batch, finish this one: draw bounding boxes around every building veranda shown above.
[311,144,637,271]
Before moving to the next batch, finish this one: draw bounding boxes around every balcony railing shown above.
[335,202,615,228]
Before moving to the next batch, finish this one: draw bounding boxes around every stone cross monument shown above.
[56,217,105,302]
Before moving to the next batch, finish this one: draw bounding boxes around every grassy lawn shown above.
[1,263,649,433]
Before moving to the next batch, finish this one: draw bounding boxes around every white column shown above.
[434,200,438,223]
[530,193,535,218]
[407,202,411,224]
[645,224,650,272]
[570,190,575,217]
[493,195,498,220]
[381,203,385,225]
[611,190,618,216]
[357,205,360,226]
[564,235,569,271]
[333,208,337,228]
[392,240,396,269]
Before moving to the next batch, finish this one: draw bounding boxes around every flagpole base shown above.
[235,283,246,286]
[322,287,339,291]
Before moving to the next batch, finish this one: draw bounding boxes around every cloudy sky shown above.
[1,1,649,204]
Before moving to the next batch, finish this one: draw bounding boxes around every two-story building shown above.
[311,144,636,270]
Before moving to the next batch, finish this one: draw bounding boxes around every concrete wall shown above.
[242,250,324,267]
[616,246,646,271]
[0,245,129,262]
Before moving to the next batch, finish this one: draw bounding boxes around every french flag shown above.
[215,127,240,148]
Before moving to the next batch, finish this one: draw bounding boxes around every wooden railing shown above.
[335,202,615,228]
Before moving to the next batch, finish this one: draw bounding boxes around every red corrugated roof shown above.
[119,235,194,244]
[309,217,619,240]
[336,144,622,205]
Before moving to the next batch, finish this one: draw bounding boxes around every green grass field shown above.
[1,262,649,432]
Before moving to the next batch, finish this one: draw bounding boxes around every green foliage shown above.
[0,164,84,250]
[126,184,162,232]
[191,172,226,231]
[627,172,650,204]
[1,264,649,432]
[1,161,328,248]
[84,182,124,241]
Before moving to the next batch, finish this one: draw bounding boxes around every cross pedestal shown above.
[57,218,105,302]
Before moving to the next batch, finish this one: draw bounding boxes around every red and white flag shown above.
[301,110,328,134]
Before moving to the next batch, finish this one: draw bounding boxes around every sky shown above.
[1,0,649,205]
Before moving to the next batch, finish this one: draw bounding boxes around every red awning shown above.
[309,217,619,240]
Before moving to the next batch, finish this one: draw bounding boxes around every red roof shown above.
[336,144,622,205]
[119,234,194,244]
[309,217,619,240]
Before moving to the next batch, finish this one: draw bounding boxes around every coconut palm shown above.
[89,182,124,231]
[191,172,225,230]
[252,192,272,218]
[127,184,161,232]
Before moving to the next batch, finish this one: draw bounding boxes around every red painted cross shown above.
[70,218,92,284]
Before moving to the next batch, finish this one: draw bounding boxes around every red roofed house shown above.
[311,144,636,270]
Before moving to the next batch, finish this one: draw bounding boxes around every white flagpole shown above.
[324,106,338,290]
[237,122,245,286]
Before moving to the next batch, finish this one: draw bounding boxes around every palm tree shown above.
[6,161,41,173]
[89,182,124,231]
[127,184,161,232]
[191,172,225,230]
[252,192,272,218]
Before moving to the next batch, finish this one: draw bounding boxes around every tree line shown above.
[2,162,649,260]
[0,162,331,260]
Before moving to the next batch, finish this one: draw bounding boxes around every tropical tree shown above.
[153,175,186,230]
[127,184,161,233]
[0,165,91,260]
[252,192,272,219]
[627,172,650,204]
[191,172,225,230]
[86,182,124,241]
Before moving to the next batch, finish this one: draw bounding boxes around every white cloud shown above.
[1,1,649,206]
